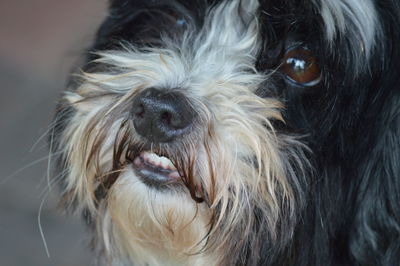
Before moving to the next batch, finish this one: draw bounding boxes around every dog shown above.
[51,0,400,265]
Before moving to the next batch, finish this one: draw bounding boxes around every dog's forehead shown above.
[102,0,379,48]
[87,0,381,84]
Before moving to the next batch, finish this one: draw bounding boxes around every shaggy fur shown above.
[52,0,400,265]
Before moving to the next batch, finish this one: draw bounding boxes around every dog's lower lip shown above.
[132,152,180,185]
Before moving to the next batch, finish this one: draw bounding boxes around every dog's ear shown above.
[347,16,400,260]
[349,96,400,265]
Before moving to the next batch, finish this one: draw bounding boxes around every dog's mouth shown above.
[94,138,204,202]
[131,151,181,187]
[95,147,184,200]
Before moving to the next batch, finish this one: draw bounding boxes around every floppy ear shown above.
[347,4,400,263]
[349,93,400,265]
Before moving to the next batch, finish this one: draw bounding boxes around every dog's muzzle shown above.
[128,88,197,187]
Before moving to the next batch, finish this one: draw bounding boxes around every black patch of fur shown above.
[257,0,400,265]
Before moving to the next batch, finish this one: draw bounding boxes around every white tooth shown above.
[148,153,158,160]
[157,157,165,167]
[142,152,150,161]
[167,160,176,170]
[146,153,161,166]
[140,152,176,169]
[159,157,169,168]
[133,157,142,166]
[160,156,175,170]
[169,171,180,179]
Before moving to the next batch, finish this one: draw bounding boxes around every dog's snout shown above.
[131,88,195,142]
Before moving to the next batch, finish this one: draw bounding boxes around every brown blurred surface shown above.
[0,0,108,265]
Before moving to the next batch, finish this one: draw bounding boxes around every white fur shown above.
[59,0,307,265]
[316,0,380,61]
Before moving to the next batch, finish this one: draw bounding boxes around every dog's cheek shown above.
[52,89,117,211]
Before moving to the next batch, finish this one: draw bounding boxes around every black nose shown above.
[131,88,195,142]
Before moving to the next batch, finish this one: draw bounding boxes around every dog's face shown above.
[53,0,387,265]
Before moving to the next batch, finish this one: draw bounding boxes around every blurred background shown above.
[0,0,108,265]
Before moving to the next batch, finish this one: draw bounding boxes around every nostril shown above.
[160,111,172,123]
[132,103,145,118]
[160,111,183,129]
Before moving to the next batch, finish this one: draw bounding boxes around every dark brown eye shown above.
[280,47,321,86]
[166,10,187,27]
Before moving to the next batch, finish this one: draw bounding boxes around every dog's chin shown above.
[130,151,182,188]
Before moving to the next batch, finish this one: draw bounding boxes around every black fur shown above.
[256,1,400,265]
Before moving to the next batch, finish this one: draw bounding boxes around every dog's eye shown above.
[280,47,321,86]
[167,10,187,27]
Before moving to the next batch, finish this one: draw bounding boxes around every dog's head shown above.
[52,0,395,265]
